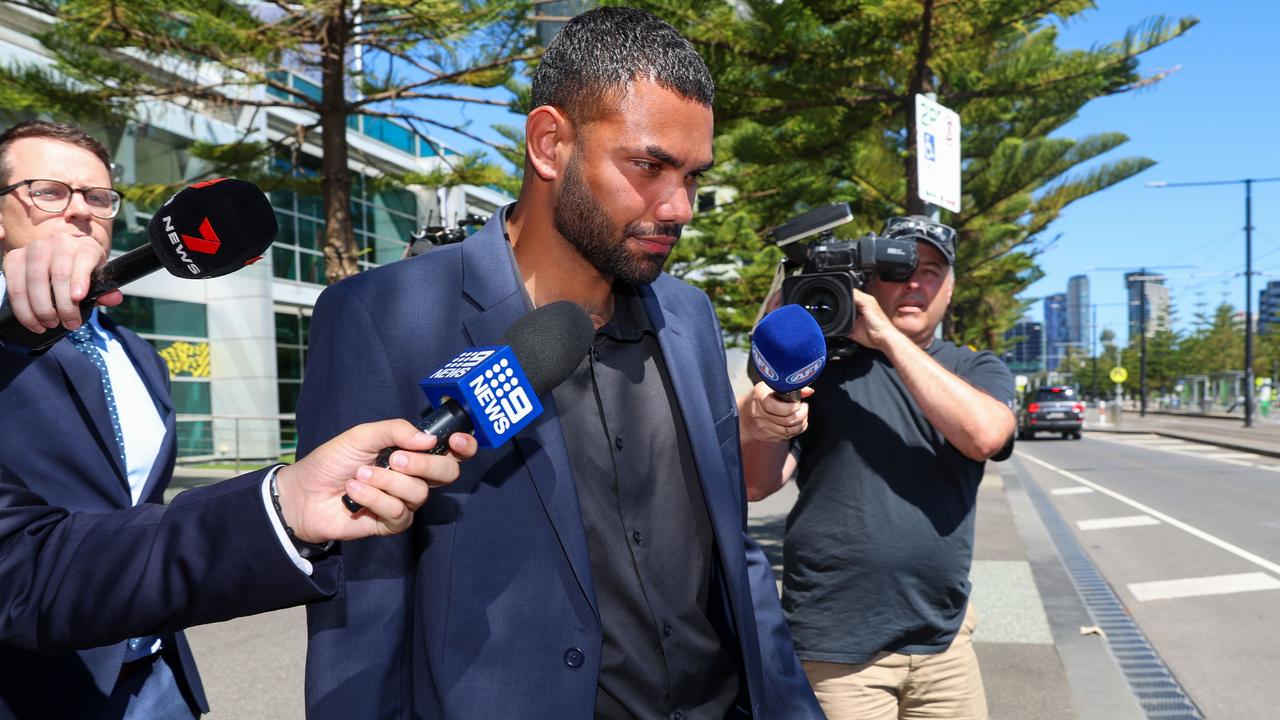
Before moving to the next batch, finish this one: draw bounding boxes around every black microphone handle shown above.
[0,244,160,351]
[340,399,474,513]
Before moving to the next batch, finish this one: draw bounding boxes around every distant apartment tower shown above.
[1260,280,1280,335]
[1044,293,1068,371]
[1002,318,1045,374]
[1067,274,1090,346]
[1126,271,1171,340]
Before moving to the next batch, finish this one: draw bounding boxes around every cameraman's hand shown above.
[848,287,901,350]
[275,419,477,544]
[739,381,815,443]
[1,233,123,334]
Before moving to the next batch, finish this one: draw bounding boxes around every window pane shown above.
[272,245,297,280]
[299,251,326,285]
[110,297,207,338]
[296,192,322,219]
[277,346,303,380]
[275,312,299,344]
[170,380,211,414]
[176,420,213,457]
[275,211,296,246]
[297,217,323,251]
[278,381,302,414]
[300,314,311,346]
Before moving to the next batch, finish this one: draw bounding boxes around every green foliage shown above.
[629,0,1195,344]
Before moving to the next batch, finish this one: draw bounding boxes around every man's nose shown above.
[63,191,94,222]
[655,185,694,225]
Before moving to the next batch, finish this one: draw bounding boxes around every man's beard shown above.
[552,151,682,285]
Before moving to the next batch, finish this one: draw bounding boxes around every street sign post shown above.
[915,94,962,213]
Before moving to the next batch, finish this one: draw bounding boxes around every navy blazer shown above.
[0,469,342,650]
[0,315,206,719]
[298,212,821,719]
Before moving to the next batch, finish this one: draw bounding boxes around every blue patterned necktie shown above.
[67,324,127,469]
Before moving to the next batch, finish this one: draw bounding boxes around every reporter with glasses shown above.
[739,216,1016,719]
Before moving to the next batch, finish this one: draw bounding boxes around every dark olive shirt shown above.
[550,283,739,720]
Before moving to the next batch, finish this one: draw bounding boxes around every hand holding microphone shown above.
[341,300,595,513]
[740,304,827,443]
[0,178,276,350]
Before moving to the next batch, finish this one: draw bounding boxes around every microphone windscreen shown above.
[752,304,827,393]
[501,301,595,396]
[146,178,278,279]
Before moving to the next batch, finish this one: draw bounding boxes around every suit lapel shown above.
[459,216,599,616]
[50,340,129,491]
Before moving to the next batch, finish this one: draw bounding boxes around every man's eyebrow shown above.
[640,145,715,174]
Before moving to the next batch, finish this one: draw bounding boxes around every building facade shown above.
[1002,318,1045,374]
[1259,280,1280,335]
[1044,293,1068,372]
[1126,271,1171,342]
[1,6,513,460]
[1067,274,1089,347]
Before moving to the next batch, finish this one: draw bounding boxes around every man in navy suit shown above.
[0,120,205,718]
[299,7,822,719]
[0,418,474,652]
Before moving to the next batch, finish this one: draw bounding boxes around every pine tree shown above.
[632,0,1195,345]
[1,0,532,282]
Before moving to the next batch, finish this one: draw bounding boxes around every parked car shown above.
[1018,385,1084,440]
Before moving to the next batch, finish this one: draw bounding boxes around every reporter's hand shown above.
[1,233,122,334]
[738,381,814,443]
[274,419,478,543]
[849,287,899,350]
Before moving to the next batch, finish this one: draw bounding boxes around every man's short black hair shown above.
[0,120,112,184]
[531,6,714,126]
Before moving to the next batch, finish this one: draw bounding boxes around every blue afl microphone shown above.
[342,301,594,513]
[751,304,828,401]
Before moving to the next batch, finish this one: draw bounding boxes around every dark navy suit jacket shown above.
[0,469,342,650]
[0,314,206,719]
[298,212,822,719]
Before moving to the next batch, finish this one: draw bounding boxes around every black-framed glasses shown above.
[881,215,956,248]
[0,178,122,219]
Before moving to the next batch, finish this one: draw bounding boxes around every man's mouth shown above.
[630,234,678,253]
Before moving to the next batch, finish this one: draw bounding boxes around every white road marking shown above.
[1090,434,1277,469]
[1078,515,1162,530]
[1128,572,1280,602]
[1017,452,1280,577]
[1052,486,1095,495]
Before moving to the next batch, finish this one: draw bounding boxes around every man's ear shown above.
[526,106,573,182]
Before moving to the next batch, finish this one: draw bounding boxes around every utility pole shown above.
[1147,176,1280,428]
[1140,272,1148,417]
[1091,303,1098,399]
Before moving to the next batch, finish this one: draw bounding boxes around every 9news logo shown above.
[465,356,535,436]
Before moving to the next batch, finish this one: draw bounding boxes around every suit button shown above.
[663,623,672,638]
[564,647,585,668]
[615,435,624,450]
[632,530,643,545]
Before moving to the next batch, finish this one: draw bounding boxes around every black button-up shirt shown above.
[550,283,739,720]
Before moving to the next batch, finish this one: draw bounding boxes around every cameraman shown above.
[739,216,1015,720]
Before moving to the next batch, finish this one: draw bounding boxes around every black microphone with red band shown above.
[0,177,277,351]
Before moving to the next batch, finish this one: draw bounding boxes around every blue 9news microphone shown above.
[751,303,828,401]
[342,300,595,512]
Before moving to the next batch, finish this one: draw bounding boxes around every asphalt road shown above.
[1014,433,1280,720]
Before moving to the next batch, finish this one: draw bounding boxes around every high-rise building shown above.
[1067,274,1090,347]
[1044,293,1068,371]
[1126,271,1171,341]
[1259,280,1280,335]
[1002,318,1044,374]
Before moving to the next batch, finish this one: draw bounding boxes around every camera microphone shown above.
[0,178,277,351]
[751,304,828,401]
[342,300,595,512]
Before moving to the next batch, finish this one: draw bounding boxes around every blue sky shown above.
[1037,1,1280,346]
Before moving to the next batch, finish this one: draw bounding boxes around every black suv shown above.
[1018,385,1084,440]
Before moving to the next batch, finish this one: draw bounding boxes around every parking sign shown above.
[915,94,961,212]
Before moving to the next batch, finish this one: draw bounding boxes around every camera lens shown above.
[782,272,856,338]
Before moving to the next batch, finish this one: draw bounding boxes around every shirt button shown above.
[673,712,684,720]
[632,530,643,545]
[663,623,672,638]
[615,435,623,450]
[564,647,585,668]
[592,348,601,361]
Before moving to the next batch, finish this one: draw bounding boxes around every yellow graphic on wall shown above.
[158,341,211,379]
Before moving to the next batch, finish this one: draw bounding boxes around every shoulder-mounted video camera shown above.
[775,203,918,351]
[403,213,487,259]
